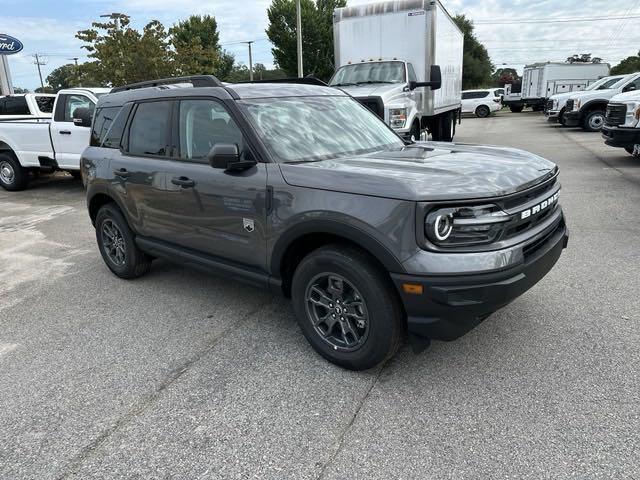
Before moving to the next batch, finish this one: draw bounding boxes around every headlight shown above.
[624,101,640,127]
[425,204,510,247]
[389,108,407,128]
[575,99,581,110]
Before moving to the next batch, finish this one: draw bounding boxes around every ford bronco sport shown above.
[83,75,568,370]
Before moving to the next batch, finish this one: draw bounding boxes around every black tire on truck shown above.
[95,204,152,279]
[510,105,524,113]
[430,112,455,142]
[559,108,567,126]
[291,244,403,371]
[625,146,640,157]
[582,110,606,132]
[0,153,29,191]
[410,121,421,142]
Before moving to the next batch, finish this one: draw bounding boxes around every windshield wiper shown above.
[331,82,357,87]
[355,81,395,85]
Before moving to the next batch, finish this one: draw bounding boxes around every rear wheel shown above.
[510,105,524,113]
[291,245,403,370]
[95,204,152,279]
[475,105,490,118]
[409,121,421,142]
[583,110,605,132]
[0,153,28,191]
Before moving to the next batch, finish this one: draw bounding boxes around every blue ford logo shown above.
[0,34,23,55]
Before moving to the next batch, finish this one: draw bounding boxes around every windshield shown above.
[587,76,624,90]
[609,76,634,90]
[240,96,404,163]
[329,61,406,86]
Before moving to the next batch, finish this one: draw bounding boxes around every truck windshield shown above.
[588,77,624,90]
[329,61,406,86]
[239,96,404,163]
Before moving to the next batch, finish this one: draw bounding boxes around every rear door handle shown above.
[171,176,195,188]
[113,168,131,178]
[59,130,71,135]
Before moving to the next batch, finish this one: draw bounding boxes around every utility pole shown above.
[68,57,79,66]
[100,13,124,30]
[296,0,303,77]
[32,53,47,89]
[244,41,254,81]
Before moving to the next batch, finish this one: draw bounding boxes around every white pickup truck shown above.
[0,87,110,190]
[0,93,56,119]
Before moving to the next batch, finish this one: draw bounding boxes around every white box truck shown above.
[330,0,463,141]
[504,62,610,112]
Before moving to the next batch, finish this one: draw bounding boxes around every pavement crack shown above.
[55,300,273,480]
[316,363,386,480]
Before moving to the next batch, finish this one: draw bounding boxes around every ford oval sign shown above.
[0,34,23,55]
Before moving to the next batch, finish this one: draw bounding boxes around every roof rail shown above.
[110,75,223,93]
[239,76,328,87]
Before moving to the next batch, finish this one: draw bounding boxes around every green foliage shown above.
[13,87,30,93]
[453,14,493,90]
[225,63,287,83]
[75,14,174,87]
[611,52,640,75]
[566,53,603,64]
[46,64,77,92]
[492,67,520,87]
[266,0,346,81]
[170,15,227,77]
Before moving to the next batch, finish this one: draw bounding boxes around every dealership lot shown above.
[1,111,638,479]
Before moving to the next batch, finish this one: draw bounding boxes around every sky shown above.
[1,0,640,90]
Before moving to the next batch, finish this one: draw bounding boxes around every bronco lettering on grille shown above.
[521,192,559,220]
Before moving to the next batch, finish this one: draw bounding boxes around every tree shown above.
[170,15,229,77]
[224,62,287,83]
[75,14,174,87]
[266,0,346,81]
[13,87,29,93]
[492,67,520,87]
[566,53,603,64]
[453,15,493,89]
[46,64,77,91]
[611,52,640,75]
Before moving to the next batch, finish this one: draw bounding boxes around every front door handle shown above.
[113,168,131,178]
[171,176,195,188]
[59,130,71,135]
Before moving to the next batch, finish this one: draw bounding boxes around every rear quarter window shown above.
[36,96,55,113]
[91,105,131,148]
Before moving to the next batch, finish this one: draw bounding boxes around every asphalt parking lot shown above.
[1,110,639,479]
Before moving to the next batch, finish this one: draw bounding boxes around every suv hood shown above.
[279,142,557,202]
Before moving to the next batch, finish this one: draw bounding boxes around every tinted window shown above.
[624,77,640,92]
[35,96,55,113]
[128,101,172,156]
[91,106,121,147]
[407,63,417,83]
[103,105,132,149]
[494,89,504,97]
[178,99,244,162]
[3,97,29,115]
[462,92,473,99]
[64,94,94,122]
[0,98,5,115]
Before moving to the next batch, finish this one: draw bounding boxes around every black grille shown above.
[355,96,384,120]
[546,99,554,112]
[565,99,574,111]
[605,103,627,127]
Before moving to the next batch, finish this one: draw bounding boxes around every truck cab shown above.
[564,73,640,131]
[0,93,56,119]
[0,87,111,190]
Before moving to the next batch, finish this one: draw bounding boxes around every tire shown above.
[510,105,524,113]
[583,110,605,132]
[532,105,544,112]
[409,121,421,142]
[559,108,567,127]
[625,146,640,157]
[291,244,403,371]
[95,203,152,279]
[69,170,82,180]
[0,153,29,191]
[439,112,454,142]
[475,105,490,118]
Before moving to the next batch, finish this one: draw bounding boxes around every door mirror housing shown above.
[409,65,442,91]
[208,144,256,171]
[72,107,93,128]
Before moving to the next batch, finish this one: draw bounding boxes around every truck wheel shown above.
[69,170,82,180]
[625,146,640,157]
[583,110,605,132]
[510,105,524,113]
[291,245,403,371]
[0,153,28,191]
[439,112,454,142]
[410,121,421,142]
[559,108,567,126]
[475,105,490,118]
[95,204,152,279]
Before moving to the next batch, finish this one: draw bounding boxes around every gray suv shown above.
[83,75,568,370]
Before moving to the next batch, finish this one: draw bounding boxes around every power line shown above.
[474,14,640,25]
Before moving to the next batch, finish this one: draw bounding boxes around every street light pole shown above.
[296,0,303,77]
[244,41,254,81]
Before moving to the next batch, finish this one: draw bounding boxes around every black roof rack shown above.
[238,76,328,87]
[110,75,223,93]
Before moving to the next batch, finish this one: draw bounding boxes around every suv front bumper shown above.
[601,125,640,148]
[563,110,581,127]
[391,219,568,341]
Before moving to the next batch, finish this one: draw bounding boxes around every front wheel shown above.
[510,105,524,113]
[0,153,28,191]
[583,110,605,132]
[475,105,490,118]
[291,245,403,370]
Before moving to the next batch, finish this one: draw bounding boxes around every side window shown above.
[102,105,132,149]
[0,98,5,115]
[4,97,29,115]
[623,77,640,92]
[36,96,55,113]
[91,106,124,147]
[178,99,244,162]
[127,101,172,157]
[462,92,472,100]
[64,95,94,122]
[407,63,417,83]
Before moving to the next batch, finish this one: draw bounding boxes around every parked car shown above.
[601,90,640,157]
[0,87,110,190]
[546,74,629,126]
[83,75,568,371]
[331,0,463,142]
[0,93,55,119]
[461,89,502,117]
[564,73,640,131]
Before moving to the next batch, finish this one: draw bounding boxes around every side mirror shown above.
[208,143,256,171]
[72,107,93,128]
[409,65,442,91]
